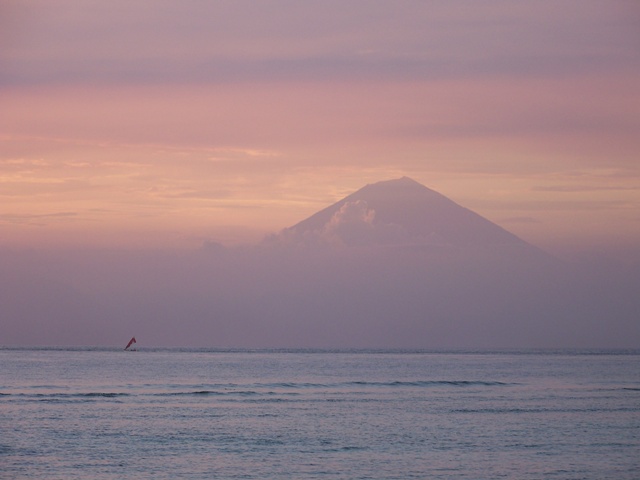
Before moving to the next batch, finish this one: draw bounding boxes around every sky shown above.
[1,1,639,348]
[1,0,639,255]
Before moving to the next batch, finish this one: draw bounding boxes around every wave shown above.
[347,380,510,387]
[166,390,274,397]
[453,406,640,414]
[1,392,130,400]
[161,380,512,393]
[207,380,511,389]
[0,379,510,402]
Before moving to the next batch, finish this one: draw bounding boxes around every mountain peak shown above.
[372,176,420,186]
[363,176,432,191]
[272,177,541,253]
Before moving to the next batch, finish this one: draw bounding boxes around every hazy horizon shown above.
[2,177,639,349]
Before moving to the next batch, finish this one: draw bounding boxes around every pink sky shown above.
[1,1,639,256]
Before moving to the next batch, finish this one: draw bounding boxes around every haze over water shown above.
[2,177,638,349]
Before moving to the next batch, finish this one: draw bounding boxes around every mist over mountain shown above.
[278,177,526,247]
[2,178,638,348]
[267,177,555,272]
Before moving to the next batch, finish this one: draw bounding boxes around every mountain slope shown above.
[282,176,533,249]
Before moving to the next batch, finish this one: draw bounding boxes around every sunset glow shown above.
[2,1,639,255]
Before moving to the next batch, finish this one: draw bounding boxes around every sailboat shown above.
[124,337,137,351]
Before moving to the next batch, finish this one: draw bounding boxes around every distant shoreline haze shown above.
[2,178,638,349]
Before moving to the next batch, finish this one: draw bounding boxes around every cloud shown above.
[268,200,411,248]
[157,189,233,200]
[533,185,640,193]
[500,216,540,224]
[0,212,78,226]
[2,1,638,87]
[322,200,375,244]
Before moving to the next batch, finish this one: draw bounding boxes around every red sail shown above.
[124,337,137,350]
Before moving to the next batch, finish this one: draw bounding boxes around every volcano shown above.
[278,177,540,254]
[254,177,564,347]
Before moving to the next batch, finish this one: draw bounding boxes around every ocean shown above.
[1,348,639,479]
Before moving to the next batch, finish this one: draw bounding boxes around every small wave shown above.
[141,380,511,393]
[0,444,11,455]
[194,390,263,396]
[0,380,510,402]
[454,407,548,414]
[246,380,510,389]
[347,380,510,387]
[79,392,130,398]
[2,392,129,399]
[158,380,511,395]
[453,406,640,414]
[46,392,130,398]
[162,390,274,397]
[264,382,328,389]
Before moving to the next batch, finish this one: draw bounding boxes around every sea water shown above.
[1,348,639,479]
